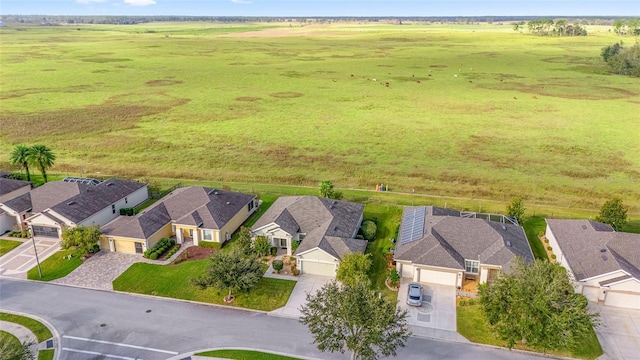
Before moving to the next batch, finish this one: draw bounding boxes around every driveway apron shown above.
[269,274,333,319]
[594,304,640,360]
[0,237,60,279]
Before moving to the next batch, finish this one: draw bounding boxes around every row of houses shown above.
[0,174,638,309]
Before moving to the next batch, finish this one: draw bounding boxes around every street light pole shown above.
[28,226,42,278]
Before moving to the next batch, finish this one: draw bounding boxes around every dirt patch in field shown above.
[81,58,132,63]
[41,68,56,72]
[0,84,94,100]
[270,92,304,99]
[429,64,448,68]
[145,79,183,87]
[235,97,262,102]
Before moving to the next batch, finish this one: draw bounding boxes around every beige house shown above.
[545,219,640,310]
[0,177,31,234]
[394,206,534,288]
[251,196,366,276]
[101,186,257,254]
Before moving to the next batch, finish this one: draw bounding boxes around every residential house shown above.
[394,206,534,288]
[23,178,148,239]
[0,177,31,234]
[100,186,257,254]
[545,219,640,310]
[251,196,366,276]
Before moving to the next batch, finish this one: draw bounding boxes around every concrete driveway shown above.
[397,279,468,342]
[270,274,333,319]
[0,236,60,278]
[593,304,640,360]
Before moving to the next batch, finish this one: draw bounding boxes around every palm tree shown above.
[9,144,32,181]
[28,144,56,183]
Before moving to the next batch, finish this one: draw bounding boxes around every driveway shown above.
[397,279,468,342]
[0,236,60,278]
[269,274,333,318]
[593,304,640,360]
[51,251,147,291]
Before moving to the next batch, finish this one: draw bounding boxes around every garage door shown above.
[300,260,335,276]
[419,269,457,286]
[31,225,59,238]
[605,292,640,310]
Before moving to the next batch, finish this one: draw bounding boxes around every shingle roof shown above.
[0,178,31,197]
[102,186,255,239]
[3,181,87,214]
[50,179,146,223]
[395,206,534,273]
[252,196,366,259]
[545,219,640,281]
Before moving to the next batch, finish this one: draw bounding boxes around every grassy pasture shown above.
[1,23,639,212]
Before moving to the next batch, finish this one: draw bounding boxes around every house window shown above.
[203,230,213,241]
[125,197,128,204]
[135,242,143,254]
[465,260,479,274]
[298,233,306,241]
[248,201,254,212]
[111,204,116,214]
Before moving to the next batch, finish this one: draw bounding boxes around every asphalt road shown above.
[0,278,547,360]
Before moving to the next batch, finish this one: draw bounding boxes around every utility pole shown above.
[28,226,42,278]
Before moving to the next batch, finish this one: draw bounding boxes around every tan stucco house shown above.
[545,219,640,310]
[100,186,257,254]
[395,206,534,288]
[251,196,367,276]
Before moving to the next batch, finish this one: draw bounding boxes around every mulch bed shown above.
[172,246,216,264]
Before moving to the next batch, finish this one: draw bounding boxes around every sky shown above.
[1,0,639,17]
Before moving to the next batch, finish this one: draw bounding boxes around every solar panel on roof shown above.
[400,207,426,244]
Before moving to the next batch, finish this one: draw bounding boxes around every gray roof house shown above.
[394,206,534,287]
[251,196,366,276]
[545,219,640,309]
[100,186,257,254]
[0,177,32,234]
[23,178,148,240]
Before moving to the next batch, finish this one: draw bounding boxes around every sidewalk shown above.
[0,237,61,279]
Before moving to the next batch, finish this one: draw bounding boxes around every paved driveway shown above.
[593,304,640,360]
[0,237,60,278]
[397,279,468,342]
[270,274,333,318]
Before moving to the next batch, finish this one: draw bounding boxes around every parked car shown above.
[407,282,423,306]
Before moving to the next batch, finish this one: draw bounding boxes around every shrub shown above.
[538,230,545,237]
[544,239,549,243]
[169,239,176,246]
[551,254,557,259]
[149,252,159,260]
[92,244,100,253]
[388,269,400,286]
[361,220,377,241]
[272,260,284,273]
[253,236,271,256]
[547,246,552,251]
[270,246,278,256]
[292,268,300,276]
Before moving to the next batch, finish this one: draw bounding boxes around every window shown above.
[125,197,128,204]
[298,233,306,241]
[135,242,143,254]
[203,230,213,241]
[465,260,479,274]
[112,204,116,214]
[248,201,254,212]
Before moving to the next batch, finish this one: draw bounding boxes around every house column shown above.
[287,237,292,256]
[176,229,183,244]
[193,229,199,246]
[413,268,420,282]
[480,268,489,284]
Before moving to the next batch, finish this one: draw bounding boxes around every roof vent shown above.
[67,201,76,205]
[501,224,507,231]
[107,182,113,186]
[581,225,587,230]
[226,202,230,205]
[207,189,215,195]
[506,241,511,247]
[214,192,218,195]
[600,248,607,253]
[602,255,608,261]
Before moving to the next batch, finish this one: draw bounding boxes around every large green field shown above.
[1,22,638,212]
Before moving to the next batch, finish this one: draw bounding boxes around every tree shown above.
[596,198,628,231]
[506,196,526,224]
[9,144,32,181]
[191,248,263,302]
[28,144,56,183]
[478,259,598,351]
[601,42,622,62]
[61,225,101,255]
[319,180,334,198]
[236,226,253,255]
[0,337,35,360]
[253,236,271,256]
[336,253,371,286]
[300,279,410,360]
[512,21,525,32]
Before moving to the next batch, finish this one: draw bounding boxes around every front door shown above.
[279,238,287,249]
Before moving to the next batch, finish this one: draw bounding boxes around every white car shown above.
[407,283,423,306]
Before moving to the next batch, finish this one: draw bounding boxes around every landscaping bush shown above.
[149,252,159,260]
[361,220,377,241]
[253,236,271,256]
[270,246,278,256]
[388,269,400,287]
[169,239,175,246]
[551,254,557,259]
[547,246,552,251]
[538,230,545,237]
[119,207,135,216]
[292,240,301,253]
[544,239,549,243]
[92,244,100,253]
[272,260,284,273]
[292,268,300,276]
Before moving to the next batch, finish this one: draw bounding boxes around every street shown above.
[0,278,546,359]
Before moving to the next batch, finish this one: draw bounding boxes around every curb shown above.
[0,308,62,360]
[167,347,325,360]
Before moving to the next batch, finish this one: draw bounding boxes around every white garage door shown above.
[419,269,457,286]
[605,292,640,310]
[301,260,335,276]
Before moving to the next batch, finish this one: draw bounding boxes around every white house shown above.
[0,177,31,234]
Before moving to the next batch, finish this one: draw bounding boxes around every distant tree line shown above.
[512,19,587,36]
[613,19,640,35]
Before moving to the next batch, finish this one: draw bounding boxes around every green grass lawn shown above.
[1,23,638,216]
[0,312,53,342]
[364,203,401,303]
[195,349,301,360]
[457,305,602,359]
[522,217,548,260]
[0,239,23,256]
[113,259,295,311]
[27,248,84,281]
[38,349,55,360]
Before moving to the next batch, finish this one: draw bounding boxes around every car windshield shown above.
[409,286,421,299]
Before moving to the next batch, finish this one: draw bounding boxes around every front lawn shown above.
[522,217,548,261]
[113,259,295,311]
[27,248,84,281]
[364,203,401,303]
[195,349,301,360]
[0,239,23,256]
[457,305,602,359]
